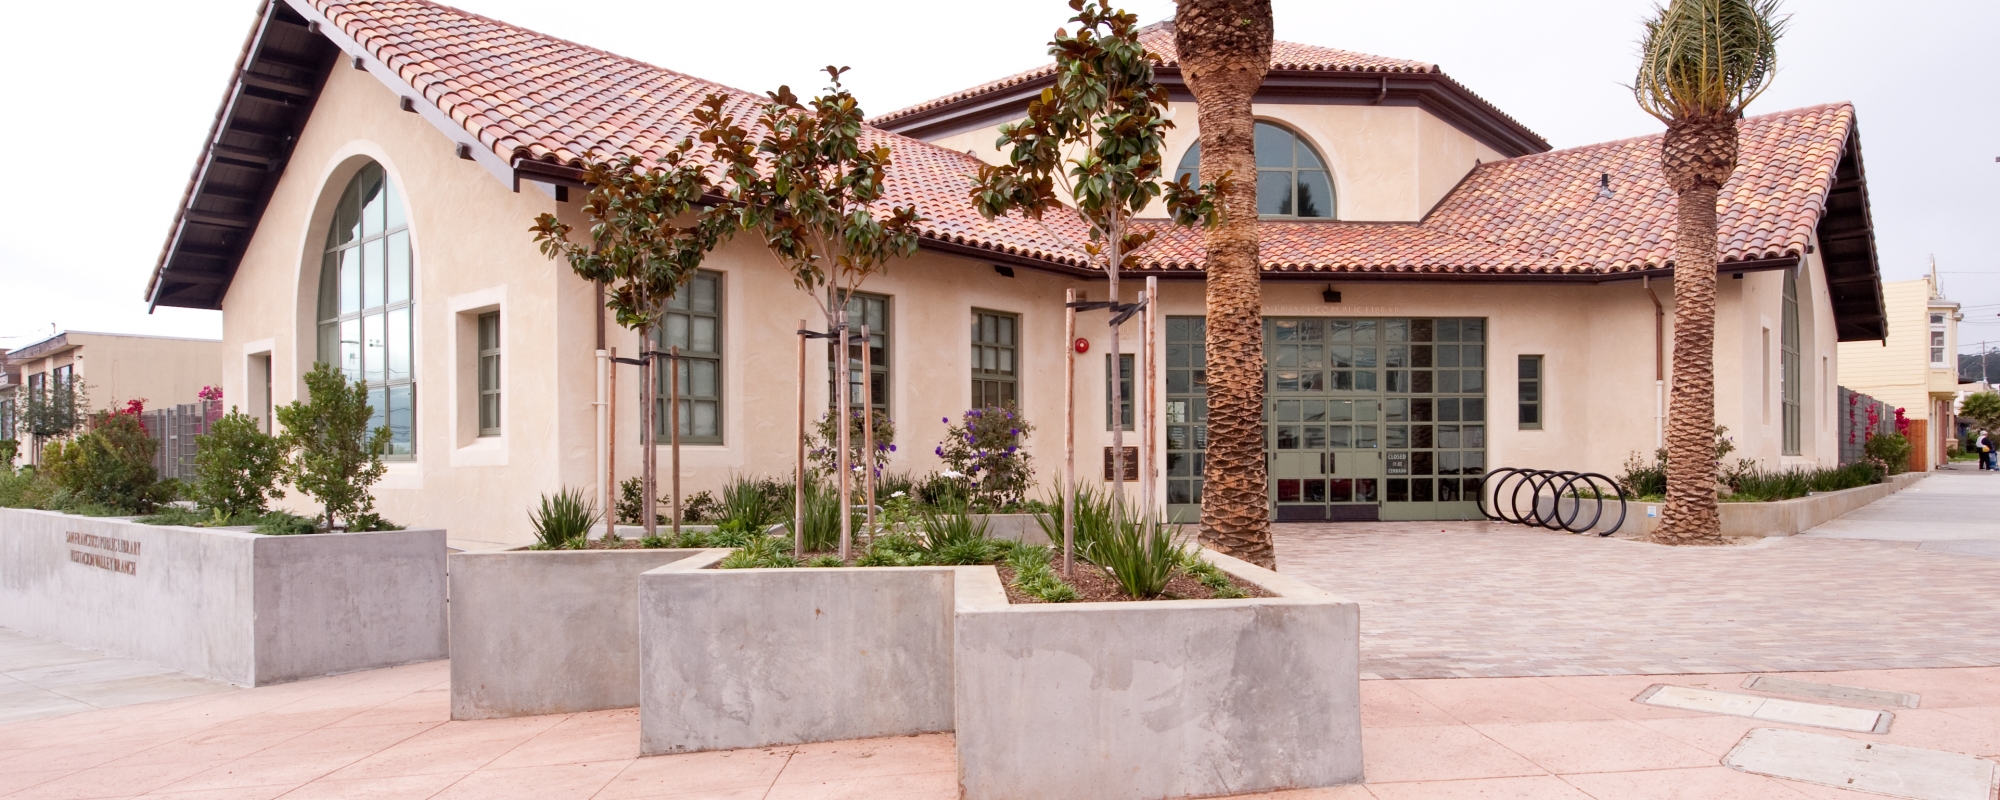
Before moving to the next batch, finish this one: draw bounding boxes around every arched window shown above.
[315,162,415,457]
[1175,121,1333,219]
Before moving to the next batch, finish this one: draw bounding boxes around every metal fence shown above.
[143,400,222,482]
[1837,386,1897,465]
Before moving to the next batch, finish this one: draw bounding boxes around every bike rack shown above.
[1478,468,1627,536]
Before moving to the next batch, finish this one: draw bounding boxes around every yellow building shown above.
[3,331,223,463]
[140,2,1889,542]
[1836,270,1962,468]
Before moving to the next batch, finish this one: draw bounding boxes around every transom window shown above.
[654,270,724,444]
[316,162,414,457]
[1175,121,1333,219]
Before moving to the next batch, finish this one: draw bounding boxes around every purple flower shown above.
[935,446,944,457]
[889,444,897,452]
[1006,445,1018,453]
[943,417,950,423]
[1009,428,1020,436]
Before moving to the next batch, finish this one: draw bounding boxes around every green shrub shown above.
[253,510,319,536]
[717,535,799,569]
[788,478,845,553]
[721,476,781,531]
[530,487,599,549]
[855,531,929,567]
[1178,550,1246,599]
[136,505,207,527]
[0,468,43,509]
[42,408,166,514]
[1864,433,1912,475]
[191,409,285,519]
[934,407,1035,510]
[680,489,719,522]
[1003,544,1078,603]
[345,511,403,532]
[639,534,671,548]
[1033,484,1116,556]
[808,554,844,568]
[806,409,895,482]
[276,363,387,531]
[1960,391,2000,431]
[1087,517,1184,599]
[0,439,17,470]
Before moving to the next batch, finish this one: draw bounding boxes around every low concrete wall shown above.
[974,513,1045,545]
[450,547,711,720]
[637,554,957,754]
[1620,471,1926,538]
[0,508,446,686]
[954,551,1364,800]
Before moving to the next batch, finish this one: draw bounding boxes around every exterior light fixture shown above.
[1321,284,1342,303]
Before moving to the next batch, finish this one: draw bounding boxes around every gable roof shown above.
[148,0,1883,339]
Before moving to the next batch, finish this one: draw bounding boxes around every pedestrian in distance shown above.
[1977,430,1996,471]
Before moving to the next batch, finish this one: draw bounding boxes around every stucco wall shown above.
[11,333,221,412]
[926,100,1510,222]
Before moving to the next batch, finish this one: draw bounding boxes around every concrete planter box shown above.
[0,508,446,686]
[1620,470,1925,538]
[974,513,1045,545]
[954,551,1363,800]
[449,547,712,720]
[637,553,957,754]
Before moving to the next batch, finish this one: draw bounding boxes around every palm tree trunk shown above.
[1176,1,1275,568]
[1653,116,1737,545]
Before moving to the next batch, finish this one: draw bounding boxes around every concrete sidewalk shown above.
[1803,470,2000,550]
[0,628,234,726]
[1,658,1993,799]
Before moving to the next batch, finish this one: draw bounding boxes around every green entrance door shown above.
[1165,315,1487,523]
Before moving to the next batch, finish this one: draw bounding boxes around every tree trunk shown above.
[1175,1,1275,568]
[1653,114,1738,546]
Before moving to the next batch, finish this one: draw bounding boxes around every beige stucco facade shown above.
[928,101,1512,222]
[205,47,1849,545]
[1837,276,1961,468]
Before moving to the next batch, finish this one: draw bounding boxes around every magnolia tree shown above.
[695,69,925,560]
[532,147,732,536]
[971,0,1223,571]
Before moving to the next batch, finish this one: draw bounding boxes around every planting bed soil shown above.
[994,563,1273,603]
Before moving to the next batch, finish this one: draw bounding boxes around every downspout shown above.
[1644,275,1665,450]
[595,280,611,532]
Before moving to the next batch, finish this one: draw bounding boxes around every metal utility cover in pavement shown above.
[1635,685,1893,733]
[1744,675,1922,708]
[1726,727,1998,800]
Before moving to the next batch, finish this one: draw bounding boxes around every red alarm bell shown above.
[1074,338,1090,354]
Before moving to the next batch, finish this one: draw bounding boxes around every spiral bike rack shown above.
[1478,468,1627,536]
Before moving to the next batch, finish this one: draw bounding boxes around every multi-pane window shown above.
[1165,318,1207,508]
[656,271,724,444]
[1930,313,1947,366]
[1517,355,1543,430]
[971,310,1018,408]
[0,398,15,440]
[1782,268,1801,455]
[1175,121,1333,218]
[1105,353,1134,431]
[828,292,889,414]
[1379,319,1486,505]
[315,162,414,457]
[477,312,500,437]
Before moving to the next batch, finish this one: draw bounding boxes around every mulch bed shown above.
[995,563,1274,604]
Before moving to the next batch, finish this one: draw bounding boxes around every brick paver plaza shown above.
[1277,519,2000,680]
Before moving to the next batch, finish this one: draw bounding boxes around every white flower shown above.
[939,469,965,479]
[891,491,907,498]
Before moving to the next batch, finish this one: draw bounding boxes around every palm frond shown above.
[1634,0,1787,122]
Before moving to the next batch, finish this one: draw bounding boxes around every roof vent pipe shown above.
[1597,172,1613,199]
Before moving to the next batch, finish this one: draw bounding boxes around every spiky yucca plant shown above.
[1632,0,1785,545]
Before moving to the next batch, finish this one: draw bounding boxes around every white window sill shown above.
[452,436,508,467]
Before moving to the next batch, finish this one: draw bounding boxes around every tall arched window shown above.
[1175,121,1333,219]
[316,162,415,457]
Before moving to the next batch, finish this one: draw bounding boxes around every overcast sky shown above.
[2,0,1994,353]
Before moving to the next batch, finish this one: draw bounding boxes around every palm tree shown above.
[1634,0,1784,545]
[1174,0,1275,567]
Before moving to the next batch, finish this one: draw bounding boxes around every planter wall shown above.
[449,547,712,720]
[953,551,1364,800]
[0,508,446,686]
[1619,470,1925,537]
[637,553,957,754]
[974,513,1045,545]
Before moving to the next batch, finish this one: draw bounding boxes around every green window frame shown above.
[971,310,1018,408]
[829,292,889,414]
[655,270,724,444]
[477,312,500,437]
[315,162,415,458]
[1165,317,1208,507]
[1781,267,1801,455]
[1175,121,1333,219]
[1105,353,1134,431]
[1518,355,1543,430]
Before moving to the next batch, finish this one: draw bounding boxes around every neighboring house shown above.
[4,331,223,464]
[1836,269,1960,470]
[143,2,1886,541]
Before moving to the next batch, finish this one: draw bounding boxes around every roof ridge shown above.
[1486,101,1857,166]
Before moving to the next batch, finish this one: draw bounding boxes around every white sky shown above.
[2,0,1995,352]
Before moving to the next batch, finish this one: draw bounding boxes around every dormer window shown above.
[1175,121,1334,219]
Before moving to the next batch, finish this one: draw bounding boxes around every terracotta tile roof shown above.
[309,1,1848,281]
[313,0,1094,269]
[870,23,1434,126]
[1131,103,1855,277]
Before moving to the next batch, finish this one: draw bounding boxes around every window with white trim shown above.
[315,162,415,457]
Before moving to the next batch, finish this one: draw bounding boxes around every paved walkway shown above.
[1,658,1992,799]
[0,629,234,726]
[1274,473,2000,679]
